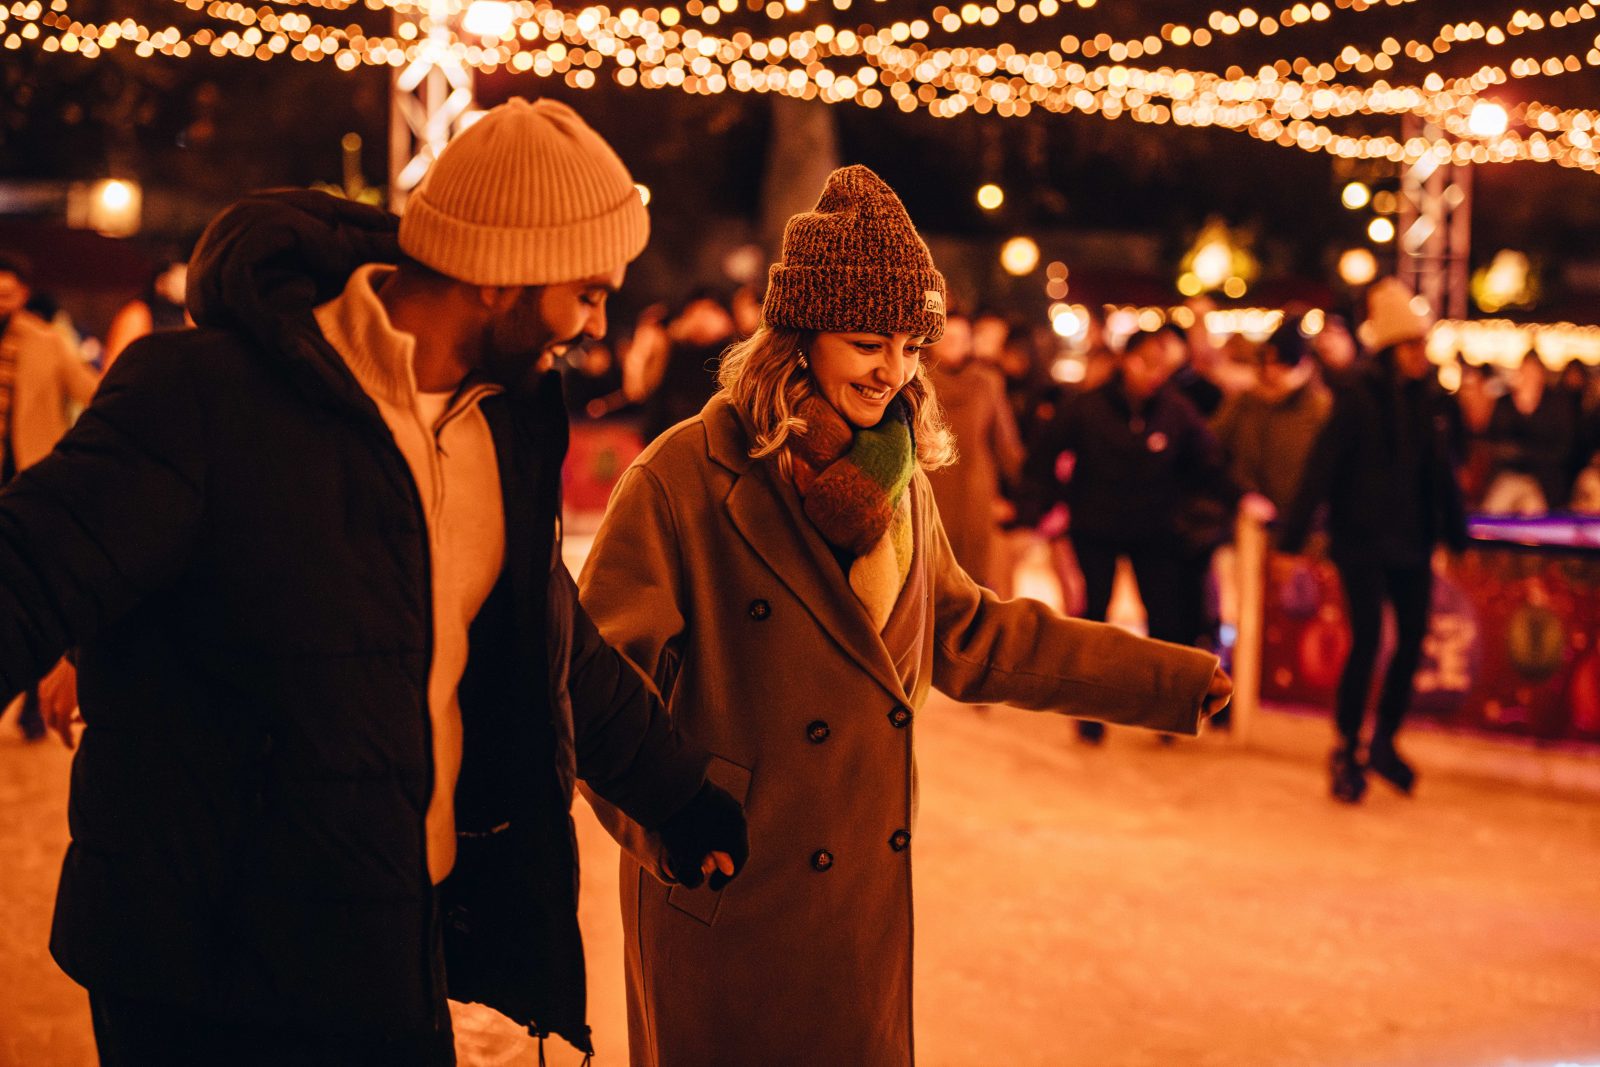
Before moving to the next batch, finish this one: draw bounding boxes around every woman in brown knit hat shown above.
[577,164,1232,1066]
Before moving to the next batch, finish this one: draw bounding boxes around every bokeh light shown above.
[1339,247,1379,285]
[1000,236,1040,276]
[1467,100,1509,138]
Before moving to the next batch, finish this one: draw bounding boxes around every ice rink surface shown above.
[4,692,1598,1067]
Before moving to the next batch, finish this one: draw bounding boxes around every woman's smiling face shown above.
[808,331,925,428]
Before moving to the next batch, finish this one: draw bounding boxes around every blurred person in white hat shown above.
[0,250,99,744]
[1279,277,1467,804]
[0,97,745,1064]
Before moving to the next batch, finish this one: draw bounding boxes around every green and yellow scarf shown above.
[790,394,916,631]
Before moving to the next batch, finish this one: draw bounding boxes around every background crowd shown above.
[555,281,1600,589]
[558,286,1600,530]
[539,277,1600,799]
[16,248,1600,653]
[8,245,1600,773]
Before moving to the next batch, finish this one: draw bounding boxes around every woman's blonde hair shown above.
[716,324,956,471]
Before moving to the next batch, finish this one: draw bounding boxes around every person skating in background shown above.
[576,164,1232,1067]
[640,287,738,443]
[102,258,193,372]
[971,307,1012,369]
[729,281,763,338]
[1481,352,1575,514]
[1279,277,1468,804]
[1211,312,1334,522]
[1555,358,1598,503]
[1079,305,1119,392]
[1454,359,1500,509]
[1164,296,1233,417]
[1311,311,1360,376]
[924,310,1025,591]
[0,251,99,743]
[1031,326,1243,744]
[1003,306,1112,624]
[1559,360,1600,512]
[0,98,746,1064]
[975,310,1073,601]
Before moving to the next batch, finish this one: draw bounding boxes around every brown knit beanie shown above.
[763,165,947,343]
[399,97,649,287]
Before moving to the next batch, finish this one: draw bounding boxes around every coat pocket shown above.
[665,753,752,927]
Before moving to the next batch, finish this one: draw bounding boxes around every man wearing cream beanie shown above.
[0,96,746,1065]
[1279,277,1467,805]
[400,96,650,289]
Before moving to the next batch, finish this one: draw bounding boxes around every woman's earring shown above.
[797,350,809,370]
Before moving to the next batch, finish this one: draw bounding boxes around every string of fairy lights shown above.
[6,0,1600,172]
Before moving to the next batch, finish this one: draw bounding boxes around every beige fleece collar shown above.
[315,263,428,410]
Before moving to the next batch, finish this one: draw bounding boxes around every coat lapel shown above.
[705,398,911,704]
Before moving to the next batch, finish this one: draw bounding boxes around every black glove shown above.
[658,780,749,891]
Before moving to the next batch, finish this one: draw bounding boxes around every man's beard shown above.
[480,317,585,389]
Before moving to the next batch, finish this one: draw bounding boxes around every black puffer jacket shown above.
[0,191,706,1052]
[1280,352,1468,565]
[1027,373,1239,549]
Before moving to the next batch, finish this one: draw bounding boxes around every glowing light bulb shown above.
[1368,217,1396,243]
[1340,181,1371,209]
[1467,100,1509,137]
[1000,236,1040,275]
[1051,308,1083,337]
[1338,247,1378,286]
[1192,239,1232,289]
[99,179,134,211]
[976,183,1005,210]
[635,183,652,206]
[88,178,141,237]
[462,0,514,39]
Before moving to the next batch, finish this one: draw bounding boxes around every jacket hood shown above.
[188,190,400,404]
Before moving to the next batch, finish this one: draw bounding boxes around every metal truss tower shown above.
[1398,115,1473,320]
[388,1,478,212]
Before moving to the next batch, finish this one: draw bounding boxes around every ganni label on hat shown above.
[924,290,946,315]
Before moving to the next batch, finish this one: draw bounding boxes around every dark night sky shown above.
[5,0,1600,317]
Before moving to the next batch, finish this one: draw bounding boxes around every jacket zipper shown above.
[411,382,495,1032]
[415,482,443,1034]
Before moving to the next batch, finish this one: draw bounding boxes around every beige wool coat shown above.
[577,396,1218,1067]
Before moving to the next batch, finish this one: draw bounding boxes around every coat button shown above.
[811,849,834,872]
[888,707,912,728]
[889,829,911,852]
[806,720,830,744]
[748,599,771,621]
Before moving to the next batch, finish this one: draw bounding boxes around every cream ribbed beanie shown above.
[398,97,649,287]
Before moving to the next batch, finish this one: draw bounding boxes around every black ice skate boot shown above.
[1366,737,1416,795]
[1328,742,1367,804]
